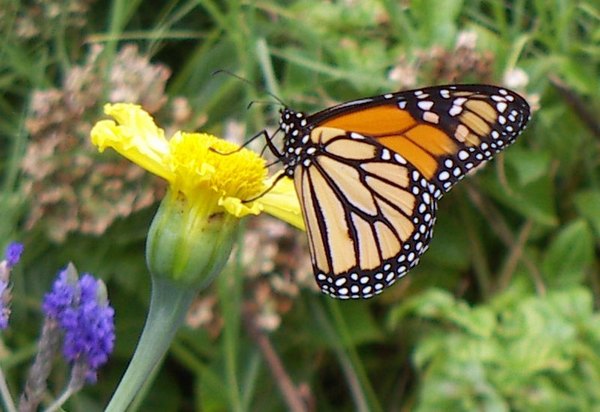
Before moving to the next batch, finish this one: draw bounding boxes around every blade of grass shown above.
[309,296,382,412]
[217,232,245,412]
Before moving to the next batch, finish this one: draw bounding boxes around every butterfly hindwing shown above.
[293,128,437,299]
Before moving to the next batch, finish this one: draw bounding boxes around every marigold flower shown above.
[91,103,302,285]
[91,103,302,226]
[90,103,302,411]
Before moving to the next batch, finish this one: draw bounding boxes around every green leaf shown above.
[574,190,600,238]
[409,287,600,411]
[558,56,600,94]
[505,146,552,186]
[424,208,472,270]
[388,289,496,337]
[542,219,594,287]
[482,167,558,226]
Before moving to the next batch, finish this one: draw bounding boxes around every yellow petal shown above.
[90,103,173,182]
[90,103,304,227]
[220,196,262,218]
[258,174,305,230]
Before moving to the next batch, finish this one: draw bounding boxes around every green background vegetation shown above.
[2,0,600,410]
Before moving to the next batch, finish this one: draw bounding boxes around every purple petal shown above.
[5,242,24,268]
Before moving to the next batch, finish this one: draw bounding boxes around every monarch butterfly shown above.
[266,85,530,299]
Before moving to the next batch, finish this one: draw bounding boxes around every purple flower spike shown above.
[5,242,24,268]
[42,264,115,383]
[61,275,115,374]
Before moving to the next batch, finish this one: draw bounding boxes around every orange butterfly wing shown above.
[278,85,530,298]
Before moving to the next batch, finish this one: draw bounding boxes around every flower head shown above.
[91,103,302,224]
[91,104,302,286]
[43,264,115,382]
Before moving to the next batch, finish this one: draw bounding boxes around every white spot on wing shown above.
[449,105,462,116]
[394,154,407,164]
[418,100,434,111]
[423,111,439,124]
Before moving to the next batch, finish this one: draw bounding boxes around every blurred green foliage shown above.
[389,284,600,411]
[1,0,600,410]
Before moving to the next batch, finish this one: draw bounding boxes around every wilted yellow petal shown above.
[91,103,173,181]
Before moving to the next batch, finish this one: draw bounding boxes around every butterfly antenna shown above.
[210,125,283,157]
[247,100,283,111]
[210,129,270,156]
[212,69,287,107]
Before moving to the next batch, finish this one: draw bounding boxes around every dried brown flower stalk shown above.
[5,0,97,40]
[389,31,495,87]
[22,44,203,242]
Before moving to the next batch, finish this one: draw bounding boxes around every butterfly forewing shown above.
[277,84,530,299]
[314,85,530,196]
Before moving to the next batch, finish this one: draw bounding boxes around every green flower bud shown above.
[146,188,237,287]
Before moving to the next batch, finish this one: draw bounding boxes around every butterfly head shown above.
[279,107,308,131]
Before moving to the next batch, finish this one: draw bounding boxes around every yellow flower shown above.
[91,103,303,228]
[90,103,303,285]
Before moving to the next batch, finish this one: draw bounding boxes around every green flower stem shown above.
[0,368,17,412]
[45,385,75,412]
[105,276,197,412]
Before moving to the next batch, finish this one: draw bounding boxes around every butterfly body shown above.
[275,85,530,299]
